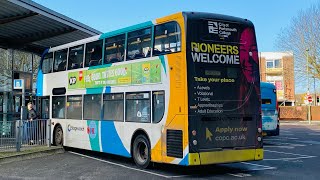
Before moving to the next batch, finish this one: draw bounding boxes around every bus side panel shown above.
[52,119,92,150]
[150,13,190,165]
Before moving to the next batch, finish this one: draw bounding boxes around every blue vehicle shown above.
[260,82,279,136]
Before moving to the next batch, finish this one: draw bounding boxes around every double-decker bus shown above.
[36,12,263,168]
[261,82,279,136]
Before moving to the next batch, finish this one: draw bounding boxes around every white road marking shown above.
[297,140,320,145]
[263,149,317,161]
[281,133,294,136]
[264,143,305,146]
[69,151,176,179]
[264,137,299,141]
[286,137,299,140]
[280,130,291,133]
[264,149,314,156]
[239,162,277,171]
[308,133,320,136]
[240,162,274,168]
[167,175,193,178]
[249,167,277,171]
[264,156,316,161]
[228,173,252,177]
[264,145,294,149]
[264,139,283,141]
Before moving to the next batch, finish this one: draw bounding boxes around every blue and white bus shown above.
[261,82,279,136]
[35,12,263,168]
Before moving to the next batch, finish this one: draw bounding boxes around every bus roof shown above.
[261,82,276,89]
[48,11,254,52]
[183,11,254,27]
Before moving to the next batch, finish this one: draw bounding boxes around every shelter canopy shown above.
[0,0,101,54]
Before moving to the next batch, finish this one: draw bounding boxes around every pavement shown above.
[0,146,64,165]
[280,120,320,126]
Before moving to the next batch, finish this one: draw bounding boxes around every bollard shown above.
[16,120,22,152]
[47,119,51,147]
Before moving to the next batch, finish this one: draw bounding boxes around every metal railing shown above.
[0,119,51,152]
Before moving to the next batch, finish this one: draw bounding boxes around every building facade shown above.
[0,48,40,122]
[259,52,295,106]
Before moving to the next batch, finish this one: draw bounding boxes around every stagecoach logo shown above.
[69,77,77,85]
[67,124,84,132]
[87,121,97,139]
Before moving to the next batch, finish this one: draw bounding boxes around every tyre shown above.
[54,125,63,146]
[132,135,151,169]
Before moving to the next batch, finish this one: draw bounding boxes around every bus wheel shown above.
[54,126,63,146]
[133,135,151,168]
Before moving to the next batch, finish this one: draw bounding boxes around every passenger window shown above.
[84,94,101,120]
[52,96,66,119]
[42,52,53,74]
[127,28,151,60]
[103,93,124,121]
[68,45,84,70]
[152,91,165,123]
[104,34,125,64]
[66,95,82,119]
[53,49,68,72]
[85,40,103,67]
[126,92,150,123]
[154,22,181,56]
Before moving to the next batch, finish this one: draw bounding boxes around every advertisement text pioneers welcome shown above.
[191,42,239,65]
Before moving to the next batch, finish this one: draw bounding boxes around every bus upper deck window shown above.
[42,52,53,74]
[53,49,68,72]
[104,34,125,64]
[127,28,151,60]
[85,40,103,67]
[68,45,84,70]
[153,21,181,56]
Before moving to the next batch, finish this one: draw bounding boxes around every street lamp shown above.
[313,76,316,106]
[306,49,311,124]
[306,49,310,94]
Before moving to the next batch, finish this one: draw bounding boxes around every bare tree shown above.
[277,3,320,91]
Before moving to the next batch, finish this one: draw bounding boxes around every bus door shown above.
[37,97,50,119]
[12,94,32,120]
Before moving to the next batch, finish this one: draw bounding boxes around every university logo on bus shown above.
[208,21,237,39]
[208,21,218,34]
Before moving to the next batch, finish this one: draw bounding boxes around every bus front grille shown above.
[167,129,183,158]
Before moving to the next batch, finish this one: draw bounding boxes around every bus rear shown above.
[261,82,279,136]
[185,12,263,165]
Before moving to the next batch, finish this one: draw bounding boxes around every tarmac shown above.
[0,121,318,165]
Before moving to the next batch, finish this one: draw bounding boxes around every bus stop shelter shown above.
[0,0,101,54]
[0,0,101,129]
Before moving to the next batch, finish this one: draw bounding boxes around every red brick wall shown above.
[259,56,266,81]
[282,56,295,102]
[279,106,320,120]
[279,106,307,120]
